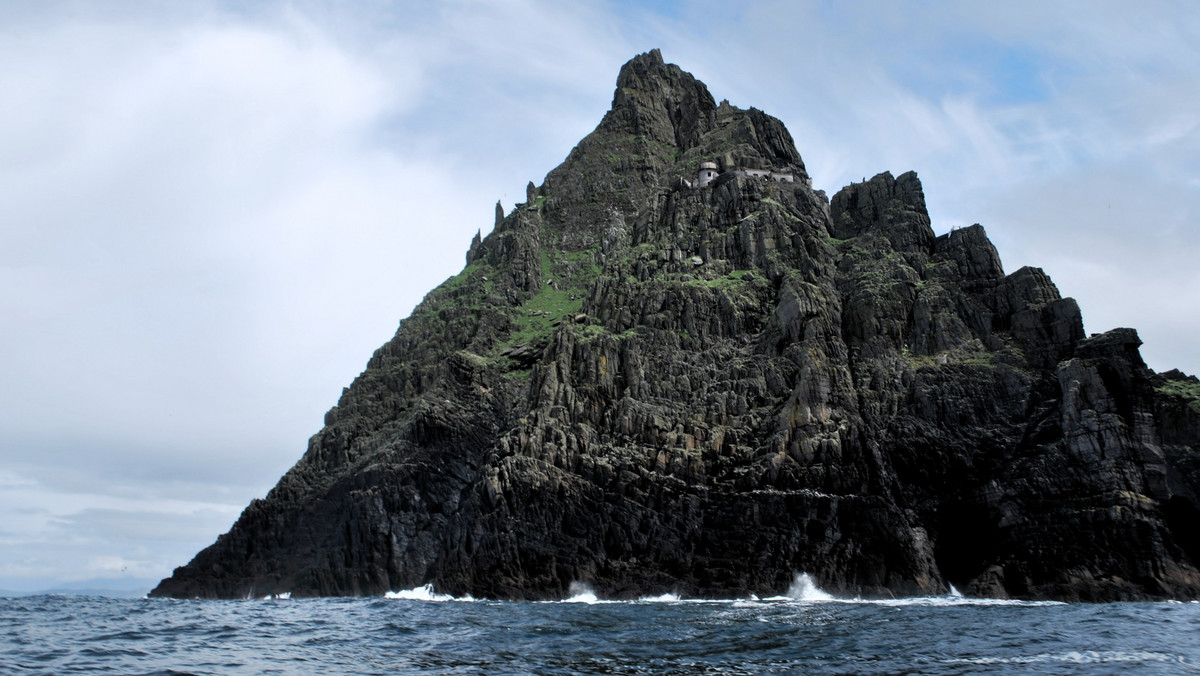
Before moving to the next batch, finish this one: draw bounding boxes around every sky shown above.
[1,0,1197,593]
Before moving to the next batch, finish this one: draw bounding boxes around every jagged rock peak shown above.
[605,48,718,152]
[601,49,804,172]
[831,171,933,253]
[537,50,810,249]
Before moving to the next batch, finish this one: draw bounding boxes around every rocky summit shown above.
[152,50,1200,602]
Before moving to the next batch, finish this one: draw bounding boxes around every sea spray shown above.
[786,573,834,601]
[638,593,681,602]
[384,584,472,602]
[564,581,599,603]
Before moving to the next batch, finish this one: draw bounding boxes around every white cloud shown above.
[0,469,242,589]
[0,0,639,589]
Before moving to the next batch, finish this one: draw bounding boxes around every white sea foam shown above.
[384,584,473,602]
[563,581,600,603]
[381,579,1063,606]
[820,584,1066,607]
[784,573,834,601]
[762,574,1066,607]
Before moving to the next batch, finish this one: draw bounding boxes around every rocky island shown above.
[152,50,1200,602]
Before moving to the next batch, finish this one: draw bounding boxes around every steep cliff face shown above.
[152,50,1200,602]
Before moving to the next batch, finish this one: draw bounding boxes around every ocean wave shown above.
[637,593,682,603]
[560,581,608,604]
[4,593,1196,674]
[383,584,474,602]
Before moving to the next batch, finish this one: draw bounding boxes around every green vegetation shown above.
[850,264,891,292]
[845,251,918,294]
[439,263,478,296]
[456,350,488,368]
[629,242,657,258]
[900,345,933,367]
[431,261,497,304]
[507,287,582,347]
[829,238,869,261]
[573,324,639,345]
[1157,378,1200,413]
[576,323,607,341]
[761,197,800,222]
[562,246,603,275]
[684,268,759,291]
[493,245,601,366]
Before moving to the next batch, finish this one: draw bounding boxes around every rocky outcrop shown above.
[151,51,1200,602]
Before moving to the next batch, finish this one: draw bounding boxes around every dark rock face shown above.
[151,51,1200,602]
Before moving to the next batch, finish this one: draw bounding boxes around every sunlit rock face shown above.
[151,50,1200,602]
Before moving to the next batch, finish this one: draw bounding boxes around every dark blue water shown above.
[3,588,1199,675]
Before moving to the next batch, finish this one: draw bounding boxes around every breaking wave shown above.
[753,574,1065,607]
[384,584,474,602]
[638,593,682,602]
[785,573,835,601]
[562,581,601,603]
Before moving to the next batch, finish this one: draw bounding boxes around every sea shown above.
[3,575,1198,675]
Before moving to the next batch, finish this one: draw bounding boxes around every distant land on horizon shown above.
[1,577,157,598]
